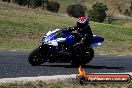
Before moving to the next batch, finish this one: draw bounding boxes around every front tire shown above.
[28,47,48,66]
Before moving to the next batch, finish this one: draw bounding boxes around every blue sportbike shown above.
[28,29,104,66]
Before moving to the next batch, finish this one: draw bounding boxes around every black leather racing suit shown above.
[69,25,93,48]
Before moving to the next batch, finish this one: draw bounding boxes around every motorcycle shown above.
[28,29,104,66]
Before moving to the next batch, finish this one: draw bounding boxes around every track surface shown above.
[0,51,132,78]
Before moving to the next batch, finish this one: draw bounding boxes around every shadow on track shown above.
[40,64,124,70]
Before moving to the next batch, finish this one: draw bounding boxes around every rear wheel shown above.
[28,47,48,66]
[82,48,94,64]
[71,58,81,67]
[71,48,94,67]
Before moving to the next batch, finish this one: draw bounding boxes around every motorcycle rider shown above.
[67,16,93,49]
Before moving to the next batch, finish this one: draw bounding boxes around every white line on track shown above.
[117,55,126,56]
[99,54,108,56]
[8,50,17,52]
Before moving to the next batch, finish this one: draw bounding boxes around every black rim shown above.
[85,51,91,57]
[32,51,44,63]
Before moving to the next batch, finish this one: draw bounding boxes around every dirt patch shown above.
[124,22,132,27]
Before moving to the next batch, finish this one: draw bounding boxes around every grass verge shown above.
[0,79,132,88]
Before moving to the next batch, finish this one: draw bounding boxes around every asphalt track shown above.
[0,50,132,78]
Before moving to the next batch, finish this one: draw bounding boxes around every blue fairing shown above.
[65,34,104,45]
[45,29,104,45]
[65,34,75,45]
[91,36,104,44]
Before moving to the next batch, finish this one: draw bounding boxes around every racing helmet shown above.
[77,17,89,29]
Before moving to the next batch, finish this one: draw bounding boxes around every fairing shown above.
[42,29,104,48]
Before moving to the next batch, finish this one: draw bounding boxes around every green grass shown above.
[91,22,132,55]
[0,2,132,55]
[0,80,132,88]
[104,19,132,26]
[0,1,76,50]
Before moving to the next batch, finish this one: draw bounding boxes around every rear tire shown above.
[28,47,48,66]
[71,58,81,67]
[82,48,94,64]
[71,48,94,67]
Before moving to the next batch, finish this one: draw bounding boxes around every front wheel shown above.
[28,47,48,66]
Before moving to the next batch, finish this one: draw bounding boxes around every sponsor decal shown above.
[77,66,131,84]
